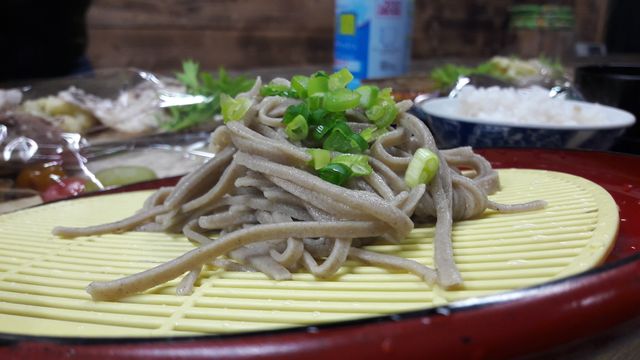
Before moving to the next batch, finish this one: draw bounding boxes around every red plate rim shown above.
[2,148,640,360]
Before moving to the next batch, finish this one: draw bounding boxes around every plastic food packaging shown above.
[0,68,219,209]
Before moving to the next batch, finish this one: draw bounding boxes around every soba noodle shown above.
[53,76,546,301]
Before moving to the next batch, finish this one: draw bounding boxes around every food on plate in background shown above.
[14,161,88,202]
[0,89,22,111]
[40,177,86,202]
[15,74,182,135]
[10,161,160,204]
[16,162,66,192]
[0,112,65,150]
[58,84,174,134]
[0,62,251,207]
[1,61,254,136]
[21,95,98,134]
[0,112,75,170]
[418,89,635,150]
[84,166,157,192]
[430,56,565,91]
[457,85,606,126]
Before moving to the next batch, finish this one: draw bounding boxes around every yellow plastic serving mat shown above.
[0,169,618,337]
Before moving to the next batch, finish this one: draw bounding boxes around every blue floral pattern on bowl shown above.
[412,98,635,151]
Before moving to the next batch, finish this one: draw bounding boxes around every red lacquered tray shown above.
[2,148,640,360]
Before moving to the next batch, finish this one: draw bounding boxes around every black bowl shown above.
[574,65,640,152]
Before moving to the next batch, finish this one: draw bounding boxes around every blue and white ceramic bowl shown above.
[414,97,636,150]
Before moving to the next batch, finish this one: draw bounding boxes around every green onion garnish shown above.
[291,75,309,98]
[379,87,394,100]
[308,75,329,96]
[306,93,325,111]
[311,122,334,142]
[251,69,405,186]
[331,154,372,176]
[355,85,379,109]
[365,102,398,128]
[360,126,388,142]
[317,163,352,185]
[283,103,310,125]
[350,132,368,152]
[323,122,360,153]
[405,148,440,188]
[220,94,251,123]
[307,148,331,170]
[285,114,308,141]
[328,68,354,91]
[308,108,329,126]
[324,88,361,112]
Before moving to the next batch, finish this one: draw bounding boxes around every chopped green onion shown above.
[331,154,372,176]
[306,93,325,111]
[379,87,394,100]
[283,103,310,125]
[322,122,358,153]
[355,85,379,109]
[317,163,352,186]
[404,148,440,188]
[311,71,329,78]
[323,128,366,153]
[365,104,385,122]
[328,68,354,91]
[377,103,398,128]
[322,128,351,152]
[285,114,308,141]
[220,94,251,123]
[308,108,329,125]
[365,102,398,128]
[360,126,388,142]
[291,75,309,98]
[307,148,331,170]
[311,122,334,141]
[308,76,329,96]
[310,112,346,142]
[350,132,368,152]
[324,89,361,112]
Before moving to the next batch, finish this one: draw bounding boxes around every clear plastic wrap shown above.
[0,68,220,209]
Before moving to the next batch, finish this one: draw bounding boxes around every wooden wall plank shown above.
[87,29,333,72]
[87,0,334,31]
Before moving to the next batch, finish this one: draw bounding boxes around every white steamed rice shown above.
[457,86,607,126]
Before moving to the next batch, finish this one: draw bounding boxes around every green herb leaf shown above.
[162,60,255,132]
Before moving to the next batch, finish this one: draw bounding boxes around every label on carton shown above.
[334,0,413,86]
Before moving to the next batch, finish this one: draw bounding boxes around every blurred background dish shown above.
[416,96,635,150]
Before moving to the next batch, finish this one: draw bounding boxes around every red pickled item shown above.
[15,162,66,192]
[41,177,86,202]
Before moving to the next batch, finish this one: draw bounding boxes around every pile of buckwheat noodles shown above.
[53,77,546,301]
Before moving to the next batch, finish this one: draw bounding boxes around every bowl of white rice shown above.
[415,86,636,150]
